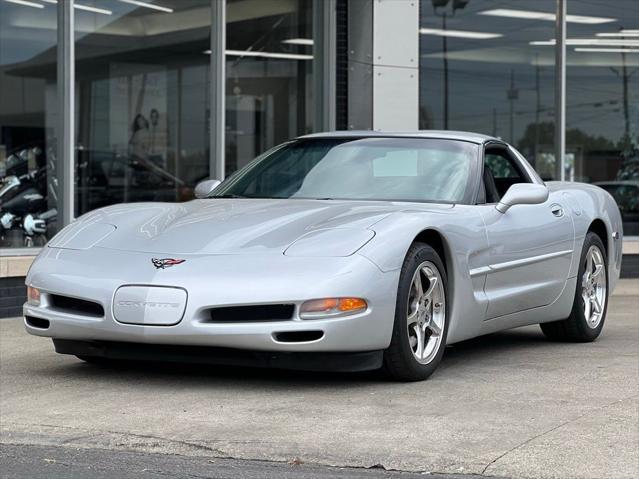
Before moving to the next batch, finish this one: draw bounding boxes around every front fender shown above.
[357,206,491,344]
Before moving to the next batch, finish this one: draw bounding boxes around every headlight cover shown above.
[284,228,375,257]
[27,286,41,306]
[48,222,116,250]
[299,297,368,319]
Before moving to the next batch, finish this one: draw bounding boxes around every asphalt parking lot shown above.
[1,281,637,479]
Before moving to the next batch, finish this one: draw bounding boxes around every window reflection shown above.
[419,0,557,178]
[225,0,314,174]
[73,0,212,216]
[0,0,58,248]
[567,0,639,235]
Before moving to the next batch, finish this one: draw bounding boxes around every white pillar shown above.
[372,0,419,131]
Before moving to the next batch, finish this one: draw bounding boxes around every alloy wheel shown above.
[406,261,446,364]
[581,245,607,329]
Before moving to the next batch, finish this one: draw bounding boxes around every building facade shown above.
[1,0,638,315]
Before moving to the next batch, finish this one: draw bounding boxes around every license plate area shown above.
[113,286,187,326]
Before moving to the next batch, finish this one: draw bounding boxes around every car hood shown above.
[55,199,454,256]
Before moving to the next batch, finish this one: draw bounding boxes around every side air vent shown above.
[207,304,295,323]
[48,294,105,318]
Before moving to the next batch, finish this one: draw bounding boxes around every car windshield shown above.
[212,137,478,203]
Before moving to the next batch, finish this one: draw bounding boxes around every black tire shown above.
[540,232,608,342]
[383,242,449,381]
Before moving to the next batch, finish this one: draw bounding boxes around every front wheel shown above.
[540,232,608,342]
[383,243,448,381]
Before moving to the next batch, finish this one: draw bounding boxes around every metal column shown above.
[313,0,337,132]
[346,0,374,130]
[57,0,74,226]
[555,0,566,181]
[210,0,226,180]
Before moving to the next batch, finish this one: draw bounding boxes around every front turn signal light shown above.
[299,297,367,319]
[27,286,41,306]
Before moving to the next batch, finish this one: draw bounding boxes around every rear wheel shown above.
[383,243,448,381]
[540,232,608,342]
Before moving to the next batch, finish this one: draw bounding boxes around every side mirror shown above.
[194,179,221,199]
[496,183,549,213]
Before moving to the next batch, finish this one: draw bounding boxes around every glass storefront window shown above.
[2,0,635,246]
[225,0,315,174]
[419,0,557,179]
[566,0,639,235]
[73,0,212,216]
[0,0,57,248]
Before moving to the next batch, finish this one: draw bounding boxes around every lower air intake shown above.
[49,294,104,318]
[273,331,324,343]
[207,304,295,323]
[25,316,50,329]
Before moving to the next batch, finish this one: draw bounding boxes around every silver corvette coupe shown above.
[24,131,623,381]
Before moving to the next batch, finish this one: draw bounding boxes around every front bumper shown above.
[24,247,399,353]
[52,339,384,372]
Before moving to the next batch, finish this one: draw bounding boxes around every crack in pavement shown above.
[480,393,639,475]
[1,422,484,477]
[2,422,232,458]
[3,392,638,478]
[1,443,497,479]
[138,468,222,479]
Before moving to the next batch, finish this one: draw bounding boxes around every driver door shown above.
[477,146,574,319]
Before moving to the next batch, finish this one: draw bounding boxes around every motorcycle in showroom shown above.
[0,147,57,248]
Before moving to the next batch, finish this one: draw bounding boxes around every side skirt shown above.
[478,276,578,336]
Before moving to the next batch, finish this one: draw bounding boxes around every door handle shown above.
[551,204,564,217]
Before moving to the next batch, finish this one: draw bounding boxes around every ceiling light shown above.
[40,0,112,15]
[596,31,639,38]
[226,50,313,60]
[203,50,314,60]
[3,0,44,8]
[531,38,639,47]
[575,47,639,53]
[72,3,112,14]
[119,0,173,13]
[419,27,502,39]
[569,39,639,46]
[479,8,616,25]
[282,38,314,46]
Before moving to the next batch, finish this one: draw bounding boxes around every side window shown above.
[483,148,530,201]
[485,154,521,179]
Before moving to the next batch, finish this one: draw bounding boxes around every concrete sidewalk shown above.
[1,281,638,478]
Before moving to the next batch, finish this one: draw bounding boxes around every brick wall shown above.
[0,277,26,318]
[621,255,639,279]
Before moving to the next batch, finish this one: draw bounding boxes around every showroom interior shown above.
[1,0,638,316]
